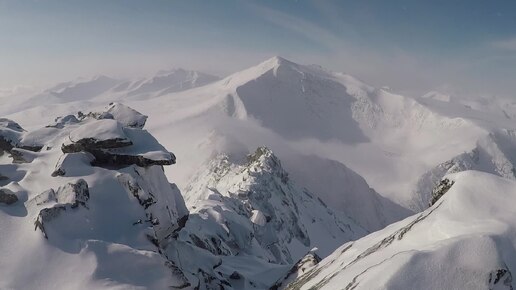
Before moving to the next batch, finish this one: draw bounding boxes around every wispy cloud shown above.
[248,2,346,53]
[491,37,516,51]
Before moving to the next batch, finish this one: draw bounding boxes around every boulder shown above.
[104,102,148,129]
[0,188,18,205]
[34,179,90,238]
[0,118,24,154]
[61,119,132,153]
[46,114,80,129]
[51,152,95,177]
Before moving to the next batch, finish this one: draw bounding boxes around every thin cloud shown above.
[248,2,347,53]
[491,37,516,51]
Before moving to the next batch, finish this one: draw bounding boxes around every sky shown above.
[1,0,516,97]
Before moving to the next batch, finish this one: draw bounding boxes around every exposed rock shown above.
[34,206,67,239]
[89,149,175,167]
[10,148,37,163]
[54,179,89,208]
[34,179,90,238]
[46,114,80,129]
[61,119,132,153]
[271,249,321,289]
[429,178,454,206]
[489,268,513,290]
[0,188,18,205]
[0,118,25,154]
[61,119,174,168]
[181,146,365,266]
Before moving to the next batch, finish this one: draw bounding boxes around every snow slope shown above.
[284,171,516,290]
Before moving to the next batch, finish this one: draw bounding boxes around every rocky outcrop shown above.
[489,268,513,290]
[181,146,365,266]
[117,166,189,244]
[60,116,174,168]
[89,148,175,167]
[0,188,18,205]
[61,119,133,153]
[104,102,148,129]
[46,114,80,129]
[429,178,454,206]
[0,118,25,154]
[271,249,322,290]
[34,179,90,238]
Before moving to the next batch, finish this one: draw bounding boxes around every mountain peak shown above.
[260,55,296,69]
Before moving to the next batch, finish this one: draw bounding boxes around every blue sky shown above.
[1,0,515,96]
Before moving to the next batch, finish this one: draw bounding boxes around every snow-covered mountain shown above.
[0,103,378,289]
[3,56,516,289]
[0,69,219,116]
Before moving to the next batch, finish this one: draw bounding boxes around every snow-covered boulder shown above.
[117,165,189,243]
[104,102,148,129]
[62,119,132,152]
[51,152,95,177]
[46,114,80,129]
[59,116,175,167]
[34,179,90,238]
[0,118,24,153]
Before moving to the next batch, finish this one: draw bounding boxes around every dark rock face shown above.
[429,178,455,206]
[89,149,176,167]
[0,189,18,205]
[0,137,14,154]
[62,137,133,153]
[489,268,513,290]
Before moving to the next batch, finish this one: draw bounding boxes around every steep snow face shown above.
[224,57,368,143]
[0,105,190,289]
[182,147,367,263]
[285,171,516,290]
[283,155,411,232]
